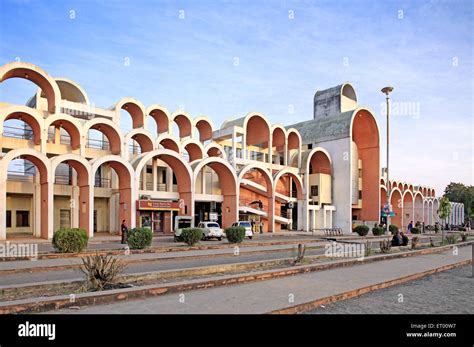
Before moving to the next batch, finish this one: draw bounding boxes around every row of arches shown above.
[380,178,436,198]
[0,106,225,162]
[381,185,440,230]
[0,146,332,239]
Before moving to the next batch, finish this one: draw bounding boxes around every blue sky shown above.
[0,0,472,194]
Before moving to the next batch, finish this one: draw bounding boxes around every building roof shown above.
[287,110,354,144]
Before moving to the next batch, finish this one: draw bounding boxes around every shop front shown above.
[136,200,181,234]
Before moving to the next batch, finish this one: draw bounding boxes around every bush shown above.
[52,228,88,253]
[127,227,153,249]
[460,232,468,242]
[372,226,384,236]
[445,234,458,244]
[181,228,203,246]
[354,225,369,236]
[225,226,246,243]
[411,227,421,234]
[80,254,125,291]
[389,225,399,235]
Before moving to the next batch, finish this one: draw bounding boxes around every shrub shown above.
[434,224,440,232]
[127,227,153,249]
[354,225,369,236]
[411,227,420,234]
[460,232,468,242]
[372,226,384,236]
[445,234,458,244]
[181,228,203,246]
[389,225,399,235]
[225,226,246,243]
[52,228,88,253]
[80,254,125,291]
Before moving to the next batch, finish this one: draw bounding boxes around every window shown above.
[311,185,319,197]
[6,211,11,228]
[161,169,167,184]
[359,190,362,199]
[16,211,30,227]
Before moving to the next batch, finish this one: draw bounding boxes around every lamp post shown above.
[381,86,394,235]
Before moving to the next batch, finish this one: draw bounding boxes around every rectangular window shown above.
[359,190,362,199]
[311,185,319,197]
[16,211,30,227]
[161,169,167,184]
[6,210,12,228]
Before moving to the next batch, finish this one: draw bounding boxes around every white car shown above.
[232,221,253,239]
[198,222,224,241]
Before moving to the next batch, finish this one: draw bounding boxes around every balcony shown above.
[2,125,33,140]
[87,138,110,151]
[94,177,111,188]
[7,170,34,182]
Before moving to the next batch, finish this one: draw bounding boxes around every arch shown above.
[192,157,238,228]
[341,83,357,103]
[408,184,414,192]
[91,155,136,232]
[307,147,332,175]
[182,139,204,162]
[389,188,403,228]
[55,78,89,104]
[432,198,439,224]
[0,148,51,239]
[422,187,428,197]
[402,190,414,231]
[273,169,304,200]
[238,163,274,232]
[244,113,271,147]
[124,129,155,154]
[272,125,286,149]
[0,62,61,113]
[172,112,193,138]
[146,104,170,135]
[397,182,403,191]
[44,113,83,149]
[413,192,424,224]
[51,154,93,236]
[286,128,301,150]
[204,143,226,159]
[157,134,181,153]
[84,118,124,155]
[115,97,146,129]
[0,105,44,145]
[194,117,214,142]
[351,107,380,222]
[134,149,193,217]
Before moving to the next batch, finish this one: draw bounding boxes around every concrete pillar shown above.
[141,166,147,190]
[71,186,80,229]
[152,158,157,192]
[231,130,236,167]
[166,167,173,192]
[267,195,274,232]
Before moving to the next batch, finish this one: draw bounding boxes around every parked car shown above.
[197,222,224,241]
[231,221,253,239]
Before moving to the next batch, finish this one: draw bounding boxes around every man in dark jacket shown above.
[391,231,402,246]
[121,219,128,244]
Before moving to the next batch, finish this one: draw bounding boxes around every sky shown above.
[0,0,472,194]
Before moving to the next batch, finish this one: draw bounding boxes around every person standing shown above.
[121,219,128,244]
[251,219,255,234]
[259,221,263,234]
[407,220,413,233]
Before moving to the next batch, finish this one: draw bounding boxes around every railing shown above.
[87,138,110,150]
[47,132,72,145]
[129,144,141,154]
[312,228,343,236]
[2,125,33,140]
[55,174,72,185]
[7,170,34,182]
[157,183,167,192]
[276,210,289,219]
[94,177,111,188]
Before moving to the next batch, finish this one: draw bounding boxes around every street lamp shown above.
[381,86,394,235]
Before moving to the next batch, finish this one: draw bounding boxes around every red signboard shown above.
[136,200,181,211]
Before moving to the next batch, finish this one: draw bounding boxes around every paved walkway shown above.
[50,246,472,314]
[306,264,474,314]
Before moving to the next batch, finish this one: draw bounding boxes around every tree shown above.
[444,182,473,222]
[438,196,452,241]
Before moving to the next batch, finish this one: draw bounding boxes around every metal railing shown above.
[129,144,141,154]
[2,125,34,140]
[55,174,72,185]
[7,170,34,182]
[87,138,110,150]
[94,177,111,188]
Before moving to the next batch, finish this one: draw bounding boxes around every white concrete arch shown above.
[55,77,90,104]
[0,61,61,113]
[114,97,147,129]
[124,128,156,160]
[44,113,84,150]
[171,111,193,139]
[204,142,227,159]
[146,104,171,135]
[157,133,183,153]
[193,116,215,142]
[83,117,125,155]
[0,105,45,146]
[181,138,205,162]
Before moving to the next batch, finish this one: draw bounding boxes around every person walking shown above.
[121,219,128,244]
